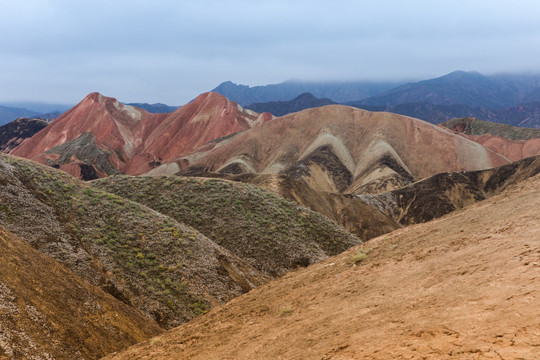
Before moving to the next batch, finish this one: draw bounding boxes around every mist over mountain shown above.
[357,71,540,109]
[212,71,540,127]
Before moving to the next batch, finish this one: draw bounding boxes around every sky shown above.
[1,0,540,106]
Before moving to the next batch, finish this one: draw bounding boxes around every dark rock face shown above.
[369,155,540,225]
[0,117,49,153]
[79,163,99,181]
[285,145,352,193]
[45,132,119,176]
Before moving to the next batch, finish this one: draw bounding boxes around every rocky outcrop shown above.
[0,117,49,152]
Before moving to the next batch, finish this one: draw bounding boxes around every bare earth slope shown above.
[0,227,161,360]
[106,174,540,360]
[175,105,512,194]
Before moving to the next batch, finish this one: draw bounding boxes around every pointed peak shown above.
[81,92,119,105]
[189,92,233,107]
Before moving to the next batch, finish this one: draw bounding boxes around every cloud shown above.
[1,0,540,104]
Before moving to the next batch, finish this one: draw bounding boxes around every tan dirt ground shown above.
[106,174,540,360]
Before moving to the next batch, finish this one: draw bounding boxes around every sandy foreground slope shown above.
[105,174,540,360]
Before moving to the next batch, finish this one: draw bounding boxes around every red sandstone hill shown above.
[171,106,515,194]
[11,92,271,179]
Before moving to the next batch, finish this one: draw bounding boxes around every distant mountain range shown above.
[213,71,540,128]
[212,80,403,105]
[246,93,336,116]
[356,71,540,109]
[125,102,179,113]
[0,105,41,125]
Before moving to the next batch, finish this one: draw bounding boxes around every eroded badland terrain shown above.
[0,90,539,359]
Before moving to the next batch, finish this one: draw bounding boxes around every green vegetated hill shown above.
[0,154,268,331]
[173,172,401,241]
[92,175,361,277]
[0,226,161,359]
[440,117,540,140]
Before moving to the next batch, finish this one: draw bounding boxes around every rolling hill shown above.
[351,100,540,127]
[92,175,362,276]
[439,118,540,161]
[166,105,513,195]
[0,154,363,334]
[0,154,270,330]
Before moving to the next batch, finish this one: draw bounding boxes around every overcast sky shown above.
[1,0,540,105]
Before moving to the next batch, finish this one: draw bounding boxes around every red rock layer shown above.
[458,133,540,162]
[12,92,267,177]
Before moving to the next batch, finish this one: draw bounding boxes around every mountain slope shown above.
[245,93,336,116]
[171,105,511,194]
[92,175,362,276]
[0,154,267,329]
[0,226,161,359]
[170,172,401,241]
[11,92,268,178]
[105,171,540,360]
[139,92,270,173]
[11,92,167,178]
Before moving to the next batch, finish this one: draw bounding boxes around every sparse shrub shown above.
[352,249,367,264]
[278,305,293,317]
